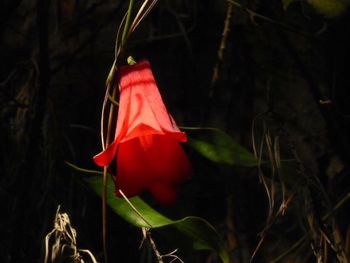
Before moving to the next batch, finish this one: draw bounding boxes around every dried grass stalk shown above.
[44,206,98,263]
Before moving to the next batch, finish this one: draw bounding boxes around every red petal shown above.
[116,135,191,203]
[115,138,149,197]
[142,135,191,184]
[118,60,187,142]
[93,139,119,167]
[149,183,177,205]
[93,58,191,205]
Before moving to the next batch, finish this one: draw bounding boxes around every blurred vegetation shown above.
[1,0,350,262]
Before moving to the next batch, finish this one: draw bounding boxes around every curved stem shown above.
[121,0,135,51]
[102,85,118,263]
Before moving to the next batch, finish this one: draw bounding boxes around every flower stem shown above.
[102,85,118,263]
[121,0,135,51]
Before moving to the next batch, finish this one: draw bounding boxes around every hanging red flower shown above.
[94,60,191,204]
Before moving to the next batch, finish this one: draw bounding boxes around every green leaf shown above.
[86,175,229,263]
[183,127,258,167]
[307,0,350,17]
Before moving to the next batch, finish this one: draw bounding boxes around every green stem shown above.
[65,161,104,175]
[121,0,135,50]
[102,86,117,263]
[108,91,119,106]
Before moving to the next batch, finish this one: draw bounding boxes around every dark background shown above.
[1,0,349,262]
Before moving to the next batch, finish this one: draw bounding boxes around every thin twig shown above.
[64,161,104,175]
[209,0,233,97]
[118,189,153,227]
[227,0,313,38]
[271,191,350,262]
[145,229,164,263]
[102,86,117,263]
[130,0,159,34]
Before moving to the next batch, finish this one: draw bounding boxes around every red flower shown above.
[94,60,191,204]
